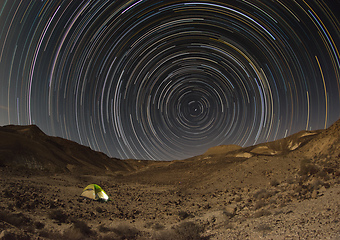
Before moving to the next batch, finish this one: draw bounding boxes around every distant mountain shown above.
[199,130,320,159]
[110,118,340,186]
[0,125,140,174]
[1,118,339,177]
[200,118,340,160]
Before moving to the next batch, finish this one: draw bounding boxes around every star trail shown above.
[0,0,339,160]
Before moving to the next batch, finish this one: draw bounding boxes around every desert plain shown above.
[0,119,340,239]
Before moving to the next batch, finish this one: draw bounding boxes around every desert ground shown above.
[0,119,340,239]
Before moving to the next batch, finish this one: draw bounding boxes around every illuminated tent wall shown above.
[81,184,109,202]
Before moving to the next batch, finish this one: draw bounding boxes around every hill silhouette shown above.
[0,125,145,174]
[1,119,339,175]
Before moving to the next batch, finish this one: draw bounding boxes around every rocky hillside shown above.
[0,125,140,174]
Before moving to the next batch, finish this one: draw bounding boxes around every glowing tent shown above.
[81,184,110,202]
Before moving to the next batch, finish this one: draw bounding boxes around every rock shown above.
[312,190,318,198]
[234,195,242,202]
[319,186,327,193]
[224,205,237,217]
[0,230,7,239]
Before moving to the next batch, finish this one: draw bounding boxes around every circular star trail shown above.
[0,1,339,160]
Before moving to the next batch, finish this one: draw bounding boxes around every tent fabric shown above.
[81,184,109,201]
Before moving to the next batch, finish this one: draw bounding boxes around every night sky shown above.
[0,1,339,161]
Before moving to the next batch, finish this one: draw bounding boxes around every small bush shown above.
[154,222,206,240]
[299,159,319,176]
[112,224,140,240]
[308,178,323,190]
[96,206,103,213]
[286,177,295,184]
[153,222,165,230]
[73,220,94,236]
[234,195,242,202]
[255,224,272,232]
[0,230,31,240]
[3,189,14,198]
[270,179,280,187]
[98,224,113,233]
[324,167,335,174]
[174,221,203,238]
[49,209,68,223]
[253,189,273,199]
[316,169,329,179]
[153,229,178,240]
[62,228,83,240]
[101,233,121,240]
[0,210,31,228]
[62,220,96,240]
[173,222,206,240]
[224,222,233,229]
[223,206,236,218]
[178,211,193,220]
[253,209,271,218]
[39,230,63,239]
[254,200,267,210]
[35,221,45,229]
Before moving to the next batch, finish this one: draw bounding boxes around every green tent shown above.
[81,184,110,202]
